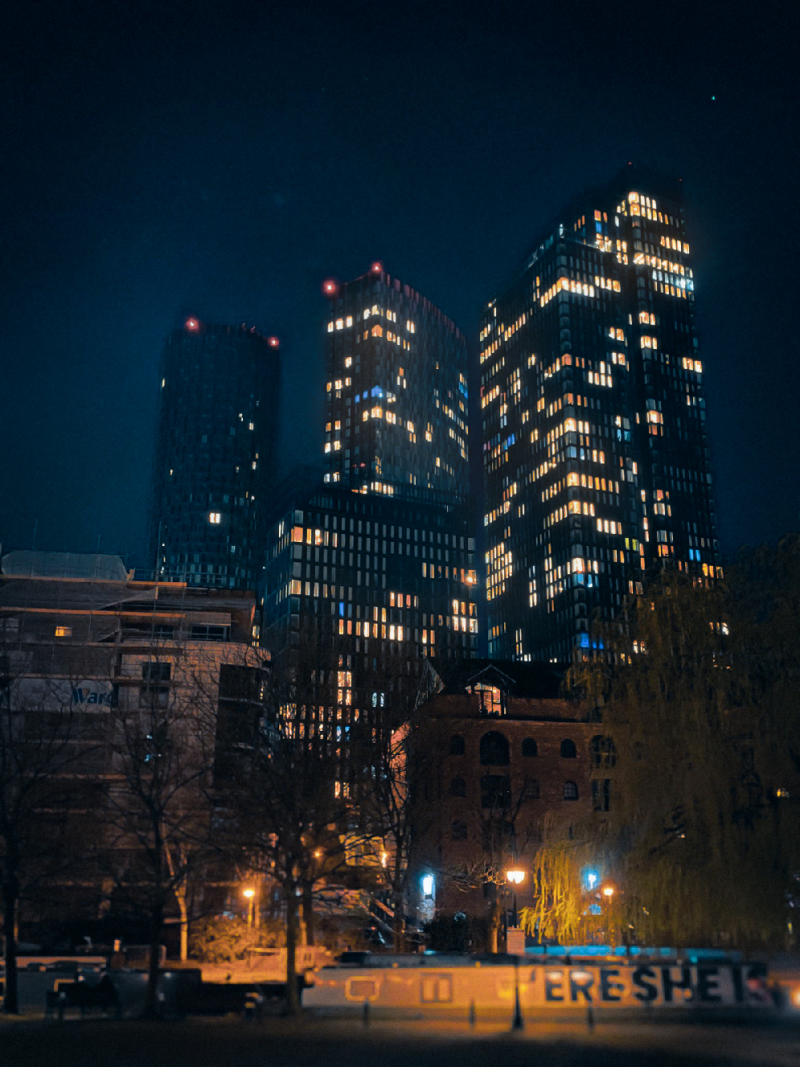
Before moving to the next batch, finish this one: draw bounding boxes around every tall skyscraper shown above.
[149,319,281,591]
[324,262,469,502]
[480,169,719,661]
[262,265,477,790]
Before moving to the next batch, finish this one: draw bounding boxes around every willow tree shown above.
[519,816,597,945]
[570,558,800,950]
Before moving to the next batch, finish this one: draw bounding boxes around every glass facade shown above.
[149,321,280,590]
[263,485,477,792]
[324,265,469,503]
[480,173,719,661]
[262,265,477,788]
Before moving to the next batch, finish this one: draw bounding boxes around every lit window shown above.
[55,625,72,638]
[209,512,222,524]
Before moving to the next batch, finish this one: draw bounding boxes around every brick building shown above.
[410,660,601,923]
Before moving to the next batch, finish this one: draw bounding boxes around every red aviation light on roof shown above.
[267,336,280,348]
[322,279,339,297]
[371,261,383,273]
[185,318,200,331]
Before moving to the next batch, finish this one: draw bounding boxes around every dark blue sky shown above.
[2,0,798,566]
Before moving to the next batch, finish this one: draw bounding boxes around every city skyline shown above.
[3,1,799,564]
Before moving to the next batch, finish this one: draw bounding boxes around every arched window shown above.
[449,734,465,755]
[590,735,617,768]
[450,777,467,798]
[560,738,577,759]
[522,737,538,758]
[480,731,510,765]
[451,820,468,841]
[523,776,540,800]
[563,780,579,801]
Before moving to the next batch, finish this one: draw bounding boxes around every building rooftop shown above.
[1,551,130,581]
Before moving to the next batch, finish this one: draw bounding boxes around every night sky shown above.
[3,0,799,568]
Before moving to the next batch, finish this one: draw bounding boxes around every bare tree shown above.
[98,640,230,1016]
[223,639,355,1014]
[232,729,350,1013]
[435,749,555,952]
[0,627,104,1014]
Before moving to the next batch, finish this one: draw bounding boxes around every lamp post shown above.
[505,867,526,1031]
[505,868,525,928]
[602,884,615,948]
[242,887,256,928]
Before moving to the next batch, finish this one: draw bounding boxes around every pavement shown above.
[3,1013,800,1067]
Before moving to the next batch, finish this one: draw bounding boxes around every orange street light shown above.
[242,886,256,928]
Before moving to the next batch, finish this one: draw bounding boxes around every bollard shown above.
[586,1004,594,1031]
[363,998,370,1027]
[468,999,476,1027]
[58,991,66,1022]
[512,986,524,1032]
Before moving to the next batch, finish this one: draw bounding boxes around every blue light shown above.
[583,868,600,890]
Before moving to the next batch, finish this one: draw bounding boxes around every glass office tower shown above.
[480,170,719,661]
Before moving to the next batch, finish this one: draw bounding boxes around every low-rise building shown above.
[0,551,260,942]
[410,660,600,926]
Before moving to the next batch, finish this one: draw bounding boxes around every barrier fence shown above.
[305,958,773,1014]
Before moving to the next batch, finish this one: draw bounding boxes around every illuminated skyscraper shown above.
[149,320,281,591]
[324,263,469,502]
[262,266,477,789]
[481,169,719,661]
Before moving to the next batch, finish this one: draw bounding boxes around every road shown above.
[3,1014,800,1067]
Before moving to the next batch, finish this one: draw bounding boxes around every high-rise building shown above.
[324,262,469,503]
[480,169,719,661]
[262,265,477,789]
[149,320,281,591]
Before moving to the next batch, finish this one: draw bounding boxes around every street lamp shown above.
[601,885,615,948]
[242,886,256,928]
[505,868,525,927]
[505,868,526,1032]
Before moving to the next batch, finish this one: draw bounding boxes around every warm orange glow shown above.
[185,318,200,331]
[268,336,280,348]
[371,261,383,273]
[242,887,255,899]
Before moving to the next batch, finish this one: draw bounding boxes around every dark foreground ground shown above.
[4,1014,800,1067]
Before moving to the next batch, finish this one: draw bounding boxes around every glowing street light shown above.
[505,868,526,932]
[602,885,615,898]
[242,886,256,928]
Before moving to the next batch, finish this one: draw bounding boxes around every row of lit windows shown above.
[587,368,614,388]
[594,274,621,293]
[660,235,690,254]
[540,276,597,308]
